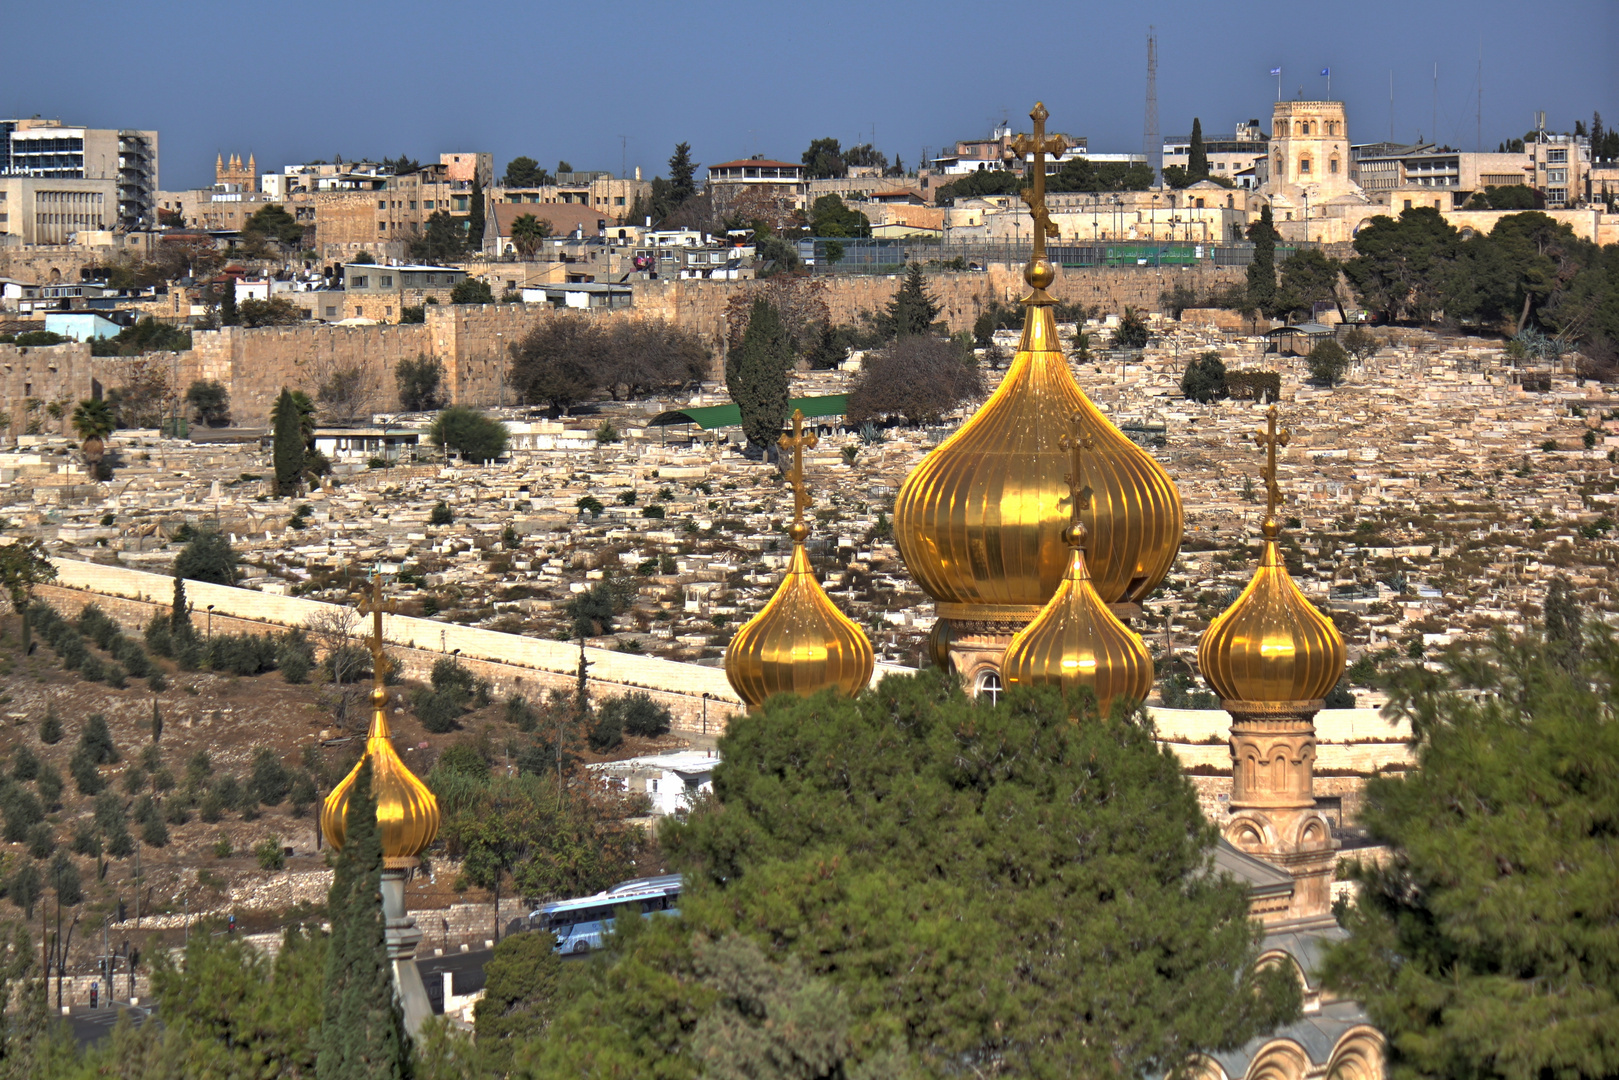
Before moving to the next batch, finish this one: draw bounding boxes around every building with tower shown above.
[215,152,257,192]
[1259,100,1371,243]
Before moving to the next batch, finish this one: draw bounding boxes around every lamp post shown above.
[206,604,214,639]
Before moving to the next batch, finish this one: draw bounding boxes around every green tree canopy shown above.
[71,398,115,442]
[1342,206,1460,323]
[809,194,870,238]
[725,298,794,458]
[538,675,1299,1078]
[270,387,308,496]
[173,529,239,585]
[510,213,551,258]
[666,142,698,207]
[1187,117,1210,182]
[932,169,1023,205]
[395,355,444,412]
[1246,204,1280,316]
[185,380,230,427]
[502,156,549,188]
[1180,350,1228,402]
[801,137,845,179]
[429,406,508,463]
[242,204,306,247]
[449,278,494,305]
[1307,338,1351,386]
[0,536,56,654]
[410,211,465,263]
[883,263,941,338]
[1325,629,1619,1080]
[1274,248,1343,320]
[1045,157,1154,193]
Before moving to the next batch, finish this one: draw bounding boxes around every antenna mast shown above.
[1144,27,1160,188]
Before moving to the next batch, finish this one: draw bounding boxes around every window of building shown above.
[1195,198,1204,208]
[325,306,337,317]
[1403,199,1413,210]
[377,200,387,209]
[975,671,1003,705]
[1330,157,1339,174]
[1548,188,1567,204]
[1549,169,1567,183]
[1548,148,1567,164]
[351,275,368,287]
[615,196,626,205]
[424,200,434,209]
[408,201,416,210]
[1300,158,1311,174]
[380,275,393,287]
[384,307,392,318]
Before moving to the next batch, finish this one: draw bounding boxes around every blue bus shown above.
[529,874,683,954]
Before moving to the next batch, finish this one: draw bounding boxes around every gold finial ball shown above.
[1025,257,1055,291]
[787,521,809,543]
[371,685,389,708]
[1262,517,1280,540]
[1062,520,1087,548]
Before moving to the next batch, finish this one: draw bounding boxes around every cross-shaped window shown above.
[976,671,1003,705]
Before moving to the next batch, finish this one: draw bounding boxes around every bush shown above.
[25,822,55,860]
[450,278,495,305]
[144,612,174,658]
[587,708,623,752]
[6,864,41,916]
[255,837,286,871]
[71,823,103,857]
[174,529,239,585]
[1179,351,1228,403]
[79,714,119,765]
[105,826,134,858]
[280,648,312,685]
[38,707,63,745]
[78,654,106,683]
[103,663,127,689]
[597,692,674,740]
[435,742,490,779]
[1,785,45,842]
[1324,680,1356,708]
[249,748,293,806]
[213,837,233,859]
[289,772,318,817]
[11,744,38,782]
[35,766,62,809]
[504,694,539,732]
[429,501,454,526]
[396,355,444,411]
[429,406,508,464]
[203,632,279,676]
[199,787,226,823]
[70,750,105,796]
[1306,338,1350,386]
[141,816,169,848]
[416,686,469,734]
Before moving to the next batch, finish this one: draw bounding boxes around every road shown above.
[66,999,158,1047]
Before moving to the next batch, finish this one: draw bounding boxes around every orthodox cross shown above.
[1010,102,1068,262]
[357,571,395,685]
[1252,404,1291,526]
[778,409,818,533]
[1059,411,1095,543]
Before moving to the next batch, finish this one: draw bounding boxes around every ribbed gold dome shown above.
[894,304,1183,616]
[1198,527,1346,703]
[321,684,442,862]
[725,541,875,708]
[1002,523,1154,710]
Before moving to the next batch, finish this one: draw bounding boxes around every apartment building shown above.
[497,170,649,217]
[0,118,159,230]
[1350,143,1532,207]
[0,176,116,245]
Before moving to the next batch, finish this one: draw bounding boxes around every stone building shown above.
[705,158,808,214]
[214,152,257,192]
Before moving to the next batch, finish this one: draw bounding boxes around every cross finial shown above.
[777,409,818,543]
[1009,101,1070,269]
[357,572,395,688]
[1252,405,1292,537]
[1058,411,1095,548]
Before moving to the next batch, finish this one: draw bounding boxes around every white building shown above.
[588,750,717,816]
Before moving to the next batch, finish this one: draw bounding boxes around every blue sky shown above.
[8,0,1615,190]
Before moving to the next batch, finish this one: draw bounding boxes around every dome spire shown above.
[1002,412,1154,710]
[321,574,440,864]
[725,411,874,709]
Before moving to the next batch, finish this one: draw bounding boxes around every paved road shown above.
[66,1000,158,1047]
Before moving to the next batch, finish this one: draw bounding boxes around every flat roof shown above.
[345,264,462,273]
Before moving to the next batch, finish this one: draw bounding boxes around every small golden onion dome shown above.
[321,684,441,863]
[725,541,875,708]
[894,303,1183,616]
[1198,522,1346,704]
[1001,523,1154,710]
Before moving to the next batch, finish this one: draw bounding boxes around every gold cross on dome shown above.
[1252,405,1292,527]
[1010,102,1069,261]
[357,572,396,686]
[1059,411,1095,523]
[777,409,818,531]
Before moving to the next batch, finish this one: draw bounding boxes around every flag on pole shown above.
[1270,67,1282,76]
[1321,67,1330,77]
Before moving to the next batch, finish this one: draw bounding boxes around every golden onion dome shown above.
[1198,523,1346,704]
[894,303,1183,618]
[321,582,441,864]
[1001,518,1154,711]
[725,540,876,708]
[1197,407,1346,704]
[321,683,442,863]
[725,410,874,708]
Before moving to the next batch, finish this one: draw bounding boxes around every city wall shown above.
[1,343,171,438]
[176,263,1246,421]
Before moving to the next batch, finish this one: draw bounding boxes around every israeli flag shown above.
[1321,67,1330,77]
[1270,67,1281,76]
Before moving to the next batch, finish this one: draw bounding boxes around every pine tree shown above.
[1246,205,1280,316]
[725,298,793,459]
[667,142,697,207]
[885,262,941,338]
[319,758,409,1080]
[271,388,306,498]
[1187,118,1209,182]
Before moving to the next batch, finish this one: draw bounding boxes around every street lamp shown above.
[206,604,214,639]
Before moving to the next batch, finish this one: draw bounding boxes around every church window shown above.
[1329,157,1340,174]
[975,671,1003,705]
[1300,158,1312,174]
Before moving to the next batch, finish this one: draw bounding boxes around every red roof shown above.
[708,160,801,171]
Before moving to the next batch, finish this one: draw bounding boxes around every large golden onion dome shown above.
[725,411,875,709]
[1001,524,1154,710]
[321,583,441,864]
[1197,408,1346,704]
[894,105,1181,619]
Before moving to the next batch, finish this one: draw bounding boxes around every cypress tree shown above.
[725,298,793,459]
[219,277,239,326]
[1187,118,1209,182]
[151,697,163,744]
[467,173,486,254]
[318,758,409,1080]
[1246,205,1280,317]
[169,573,194,640]
[271,388,306,497]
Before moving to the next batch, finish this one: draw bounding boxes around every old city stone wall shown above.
[8,263,1246,427]
[1,343,175,437]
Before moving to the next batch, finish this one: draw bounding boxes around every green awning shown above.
[649,394,849,430]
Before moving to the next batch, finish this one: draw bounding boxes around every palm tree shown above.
[510,213,551,259]
[72,398,116,477]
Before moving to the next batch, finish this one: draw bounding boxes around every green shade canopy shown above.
[649,394,849,430]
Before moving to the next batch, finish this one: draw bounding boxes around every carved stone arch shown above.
[1253,948,1310,994]
[1246,1039,1309,1080]
[1326,1027,1386,1080]
[1225,813,1276,852]
[1298,812,1331,848]
[1185,1054,1231,1080]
